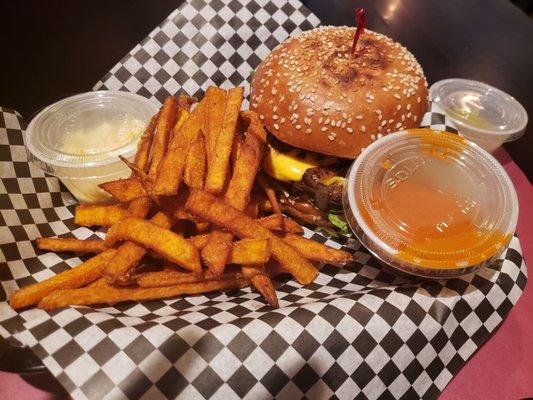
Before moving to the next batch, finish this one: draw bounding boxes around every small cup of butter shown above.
[343,128,519,278]
[429,79,528,153]
[24,91,158,203]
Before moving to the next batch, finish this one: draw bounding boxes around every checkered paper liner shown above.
[0,0,528,399]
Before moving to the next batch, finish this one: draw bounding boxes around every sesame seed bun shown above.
[250,26,428,159]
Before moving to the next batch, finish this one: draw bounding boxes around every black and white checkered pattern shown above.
[1,1,528,399]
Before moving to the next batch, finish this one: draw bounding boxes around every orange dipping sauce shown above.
[346,129,518,276]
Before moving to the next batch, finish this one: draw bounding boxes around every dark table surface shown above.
[1,0,532,178]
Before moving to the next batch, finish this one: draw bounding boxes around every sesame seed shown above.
[295,124,302,129]
[331,120,336,127]
[273,115,278,120]
[274,123,279,130]
[378,133,383,139]
[321,127,328,132]
[342,113,348,119]
[273,106,278,112]
[371,134,376,140]
[319,117,323,124]
[394,94,401,99]
[347,127,354,133]
[388,119,394,124]
[280,117,285,123]
[328,135,334,141]
[414,115,418,122]
[381,121,387,127]
[271,88,278,95]
[361,125,366,132]
[407,104,411,110]
[305,128,312,134]
[396,105,402,111]
[324,118,330,124]
[356,115,363,120]
[260,114,264,120]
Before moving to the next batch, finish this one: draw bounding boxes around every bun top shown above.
[250,26,428,158]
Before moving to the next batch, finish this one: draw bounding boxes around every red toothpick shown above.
[350,8,367,56]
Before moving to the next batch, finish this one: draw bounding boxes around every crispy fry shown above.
[136,267,242,288]
[250,272,279,308]
[153,99,206,195]
[202,119,266,275]
[229,238,271,264]
[10,249,116,309]
[258,214,303,234]
[204,87,244,194]
[148,96,179,178]
[225,122,266,210]
[201,230,233,276]
[204,87,227,165]
[127,196,150,218]
[103,212,176,284]
[105,217,200,272]
[257,173,283,223]
[74,200,147,227]
[36,238,105,254]
[250,194,272,212]
[183,131,206,189]
[176,94,197,111]
[133,112,159,172]
[88,278,109,288]
[74,203,127,227]
[99,177,147,202]
[38,277,250,310]
[185,189,318,284]
[282,234,353,264]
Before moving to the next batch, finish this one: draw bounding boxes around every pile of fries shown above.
[10,87,353,311]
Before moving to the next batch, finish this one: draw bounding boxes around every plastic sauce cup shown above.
[343,128,519,278]
[429,79,528,153]
[24,91,158,204]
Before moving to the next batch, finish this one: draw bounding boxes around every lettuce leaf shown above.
[327,212,349,235]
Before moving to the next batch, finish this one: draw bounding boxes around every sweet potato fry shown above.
[250,194,272,212]
[201,230,233,276]
[282,234,353,264]
[153,98,206,195]
[202,118,266,275]
[148,96,179,178]
[229,238,271,264]
[251,272,279,308]
[36,238,105,254]
[38,277,250,310]
[74,197,148,227]
[258,214,303,234]
[224,122,266,210]
[133,112,159,172]
[257,173,283,224]
[105,217,200,272]
[183,131,206,189]
[204,87,227,165]
[10,249,116,309]
[99,177,147,202]
[127,196,150,218]
[74,203,127,227]
[204,87,244,194]
[176,94,197,111]
[185,189,318,284]
[136,267,242,288]
[103,212,176,283]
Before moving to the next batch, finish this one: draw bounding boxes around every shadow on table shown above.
[21,370,69,399]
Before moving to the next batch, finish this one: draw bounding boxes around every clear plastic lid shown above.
[345,129,519,273]
[25,91,159,178]
[429,79,528,140]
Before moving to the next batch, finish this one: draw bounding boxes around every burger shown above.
[250,26,428,235]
